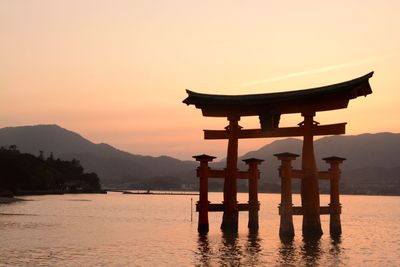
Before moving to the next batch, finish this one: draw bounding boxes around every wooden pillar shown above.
[193,154,216,233]
[300,112,323,237]
[323,156,346,236]
[243,158,263,230]
[221,116,241,232]
[274,152,299,238]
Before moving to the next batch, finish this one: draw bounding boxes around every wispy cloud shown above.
[240,56,384,87]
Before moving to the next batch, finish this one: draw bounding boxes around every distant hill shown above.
[0,125,196,188]
[0,125,399,195]
[237,132,400,170]
[237,132,400,195]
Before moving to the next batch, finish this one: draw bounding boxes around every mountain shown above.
[0,125,196,188]
[0,125,399,195]
[238,133,400,195]
[239,132,400,171]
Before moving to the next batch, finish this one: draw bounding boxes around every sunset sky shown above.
[1,1,399,160]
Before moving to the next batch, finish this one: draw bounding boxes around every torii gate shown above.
[183,72,373,236]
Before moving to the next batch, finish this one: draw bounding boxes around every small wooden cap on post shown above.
[193,154,216,162]
[322,156,346,164]
[242,158,264,164]
[274,152,300,161]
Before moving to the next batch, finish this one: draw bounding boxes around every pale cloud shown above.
[240,56,385,87]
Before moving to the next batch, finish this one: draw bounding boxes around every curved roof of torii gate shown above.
[183,72,374,119]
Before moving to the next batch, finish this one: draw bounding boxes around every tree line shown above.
[0,145,101,194]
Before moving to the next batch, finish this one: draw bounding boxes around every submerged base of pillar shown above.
[248,202,259,230]
[221,211,238,232]
[248,212,259,230]
[302,217,323,237]
[330,216,342,236]
[198,223,209,233]
[279,217,294,238]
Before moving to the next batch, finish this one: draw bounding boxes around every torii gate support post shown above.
[193,154,216,233]
[323,156,346,236]
[275,153,299,238]
[301,112,323,237]
[221,116,241,232]
[243,158,264,230]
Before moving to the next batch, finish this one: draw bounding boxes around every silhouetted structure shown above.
[274,153,346,238]
[184,72,373,236]
[193,154,262,233]
[324,156,346,236]
[275,152,298,238]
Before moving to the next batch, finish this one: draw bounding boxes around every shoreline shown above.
[0,197,26,205]
[107,189,400,197]
[121,190,199,196]
[12,190,107,197]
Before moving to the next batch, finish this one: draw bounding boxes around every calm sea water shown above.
[0,192,399,266]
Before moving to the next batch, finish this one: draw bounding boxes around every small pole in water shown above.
[191,198,193,222]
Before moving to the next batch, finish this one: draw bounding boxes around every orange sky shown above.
[1,1,399,160]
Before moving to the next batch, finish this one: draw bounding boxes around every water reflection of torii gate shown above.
[183,72,373,237]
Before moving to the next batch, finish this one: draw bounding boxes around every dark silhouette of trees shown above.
[0,145,101,194]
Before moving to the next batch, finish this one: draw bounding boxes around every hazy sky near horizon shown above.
[1,1,399,160]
